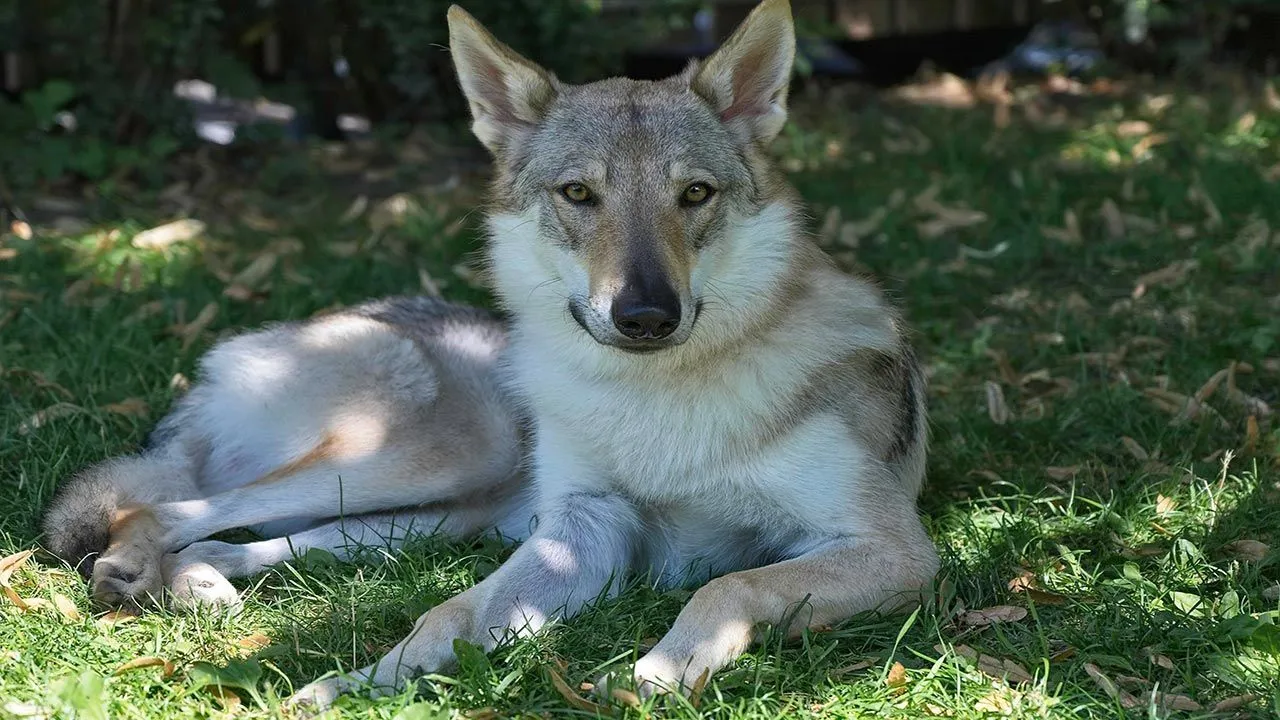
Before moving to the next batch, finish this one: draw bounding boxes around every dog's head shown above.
[448,0,796,355]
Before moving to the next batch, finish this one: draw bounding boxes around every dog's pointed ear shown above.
[447,5,558,154]
[690,0,795,146]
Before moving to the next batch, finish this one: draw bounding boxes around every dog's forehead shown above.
[531,78,740,176]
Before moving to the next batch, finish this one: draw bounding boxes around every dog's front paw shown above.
[287,676,345,713]
[91,545,163,611]
[164,559,242,615]
[593,654,702,703]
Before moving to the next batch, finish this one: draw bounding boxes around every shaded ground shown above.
[1,71,1279,719]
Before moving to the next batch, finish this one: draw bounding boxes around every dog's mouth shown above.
[567,299,703,354]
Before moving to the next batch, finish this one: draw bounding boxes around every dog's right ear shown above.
[447,5,558,154]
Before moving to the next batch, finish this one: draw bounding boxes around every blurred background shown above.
[0,0,1278,200]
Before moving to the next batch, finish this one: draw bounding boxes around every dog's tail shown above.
[42,453,189,578]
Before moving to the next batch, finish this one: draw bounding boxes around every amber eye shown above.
[681,183,714,206]
[561,183,593,203]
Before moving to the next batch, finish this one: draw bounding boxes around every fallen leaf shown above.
[339,195,369,224]
[52,594,81,622]
[113,656,168,675]
[1151,692,1202,712]
[170,373,191,395]
[1045,466,1081,481]
[885,661,908,688]
[1116,120,1152,137]
[236,632,271,653]
[18,403,86,435]
[103,398,149,418]
[960,605,1028,628]
[1132,260,1198,299]
[1263,584,1279,602]
[689,666,710,709]
[1194,368,1229,403]
[832,659,876,676]
[0,550,35,586]
[1213,693,1259,712]
[1041,209,1083,245]
[1100,199,1125,239]
[171,302,218,351]
[1155,494,1176,516]
[985,382,1011,425]
[1120,436,1149,461]
[943,644,1033,684]
[132,219,205,250]
[1245,415,1260,452]
[1224,539,1269,562]
[96,610,138,627]
[203,685,241,710]
[10,220,33,240]
[223,253,277,299]
[546,666,612,715]
[1145,648,1174,670]
[1083,662,1140,708]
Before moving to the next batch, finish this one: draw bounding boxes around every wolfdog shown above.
[42,0,938,707]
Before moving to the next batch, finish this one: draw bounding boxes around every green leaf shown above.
[392,702,451,720]
[1252,622,1280,658]
[49,670,107,720]
[189,658,264,703]
[1171,591,1204,616]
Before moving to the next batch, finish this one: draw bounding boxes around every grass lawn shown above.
[2,73,1279,719]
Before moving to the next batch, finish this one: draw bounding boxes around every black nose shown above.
[611,282,681,340]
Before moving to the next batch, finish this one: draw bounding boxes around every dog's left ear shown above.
[447,5,558,155]
[690,0,795,146]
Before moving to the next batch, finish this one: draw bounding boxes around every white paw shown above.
[164,561,243,616]
[288,676,344,712]
[593,654,697,702]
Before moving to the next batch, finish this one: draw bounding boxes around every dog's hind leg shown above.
[160,500,521,612]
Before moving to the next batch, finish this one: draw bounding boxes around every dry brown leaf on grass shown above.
[1213,693,1260,712]
[1144,648,1174,670]
[1131,259,1198,299]
[609,688,641,709]
[1245,415,1260,453]
[0,551,36,610]
[1120,437,1149,461]
[940,644,1033,685]
[1045,466,1081,481]
[10,219,33,240]
[1041,209,1082,245]
[52,593,81,622]
[203,685,241,710]
[236,632,272,653]
[1143,387,1227,428]
[1155,494,1177,516]
[1224,539,1269,562]
[103,398,149,419]
[885,661,908,689]
[959,605,1028,628]
[223,253,278,301]
[1100,200,1125,239]
[546,666,612,715]
[1008,571,1069,605]
[96,610,138,627]
[832,658,877,676]
[1187,183,1223,230]
[339,195,369,224]
[18,403,87,435]
[132,219,205,250]
[113,656,174,677]
[170,302,219,351]
[985,382,1012,425]
[1083,663,1139,708]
